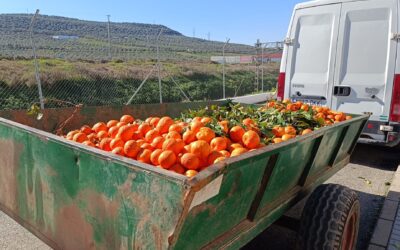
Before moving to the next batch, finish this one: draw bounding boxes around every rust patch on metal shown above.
[152,225,163,250]
[84,191,119,218]
[0,139,22,211]
[54,205,95,250]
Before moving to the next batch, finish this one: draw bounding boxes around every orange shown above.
[140,143,154,150]
[242,130,260,149]
[166,131,182,140]
[150,117,160,127]
[273,138,283,144]
[282,134,295,141]
[150,149,163,165]
[284,126,297,136]
[158,150,177,169]
[87,133,97,142]
[272,126,285,137]
[111,147,125,156]
[242,118,256,129]
[315,113,326,119]
[145,117,152,123]
[138,123,152,136]
[231,147,248,157]
[136,139,146,147]
[169,124,183,134]
[80,125,92,135]
[183,130,196,144]
[151,136,165,149]
[124,140,140,158]
[169,164,186,175]
[210,137,227,151]
[107,120,119,128]
[82,141,95,147]
[120,114,134,124]
[117,125,135,142]
[346,115,352,120]
[214,157,226,164]
[219,150,230,157]
[183,144,191,154]
[181,153,200,170]
[267,101,275,108]
[229,126,245,143]
[162,138,185,155]
[108,126,119,138]
[99,138,112,151]
[185,170,198,178]
[145,129,160,142]
[196,127,215,143]
[190,140,211,160]
[190,121,204,133]
[207,151,223,165]
[66,130,79,140]
[92,122,107,133]
[335,114,344,122]
[137,149,152,164]
[156,116,174,134]
[228,143,244,152]
[201,117,212,124]
[73,132,88,143]
[301,129,313,135]
[110,138,125,150]
[300,104,309,111]
[97,130,108,140]
[219,120,229,133]
[131,131,143,140]
[116,121,128,128]
[192,117,202,123]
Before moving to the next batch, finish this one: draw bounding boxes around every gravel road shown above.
[0,144,398,250]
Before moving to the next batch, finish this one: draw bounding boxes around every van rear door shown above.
[331,0,397,122]
[285,4,342,106]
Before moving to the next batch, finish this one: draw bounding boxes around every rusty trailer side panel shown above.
[0,102,369,249]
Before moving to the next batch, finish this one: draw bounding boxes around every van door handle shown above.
[291,92,326,100]
[334,86,351,96]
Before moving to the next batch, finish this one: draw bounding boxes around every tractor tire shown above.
[296,184,360,250]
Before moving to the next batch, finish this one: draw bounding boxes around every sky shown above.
[1,0,304,45]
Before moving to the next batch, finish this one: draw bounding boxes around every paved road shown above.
[0,144,398,250]
[244,144,400,250]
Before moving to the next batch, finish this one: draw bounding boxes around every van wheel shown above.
[296,184,360,250]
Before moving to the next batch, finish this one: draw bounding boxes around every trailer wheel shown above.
[296,184,360,250]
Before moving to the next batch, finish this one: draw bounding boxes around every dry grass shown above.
[0,58,279,86]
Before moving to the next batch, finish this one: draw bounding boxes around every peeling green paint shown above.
[0,104,368,249]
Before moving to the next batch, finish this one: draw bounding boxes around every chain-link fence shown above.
[0,12,281,110]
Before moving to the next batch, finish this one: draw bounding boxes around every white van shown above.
[279,0,400,147]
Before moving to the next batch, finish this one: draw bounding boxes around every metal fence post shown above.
[156,28,163,103]
[222,38,230,99]
[107,15,111,60]
[29,9,45,110]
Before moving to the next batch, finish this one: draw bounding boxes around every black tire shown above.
[296,184,360,250]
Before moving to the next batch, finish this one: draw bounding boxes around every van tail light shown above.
[390,74,400,122]
[277,72,285,101]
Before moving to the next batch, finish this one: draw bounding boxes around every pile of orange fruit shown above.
[63,100,352,178]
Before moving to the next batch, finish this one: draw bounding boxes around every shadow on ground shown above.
[242,144,398,250]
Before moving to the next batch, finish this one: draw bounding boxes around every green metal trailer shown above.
[0,102,368,250]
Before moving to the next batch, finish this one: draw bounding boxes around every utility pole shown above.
[107,15,111,60]
[222,38,230,99]
[207,32,210,41]
[29,9,44,110]
[156,28,163,103]
[193,28,196,38]
[261,43,267,92]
